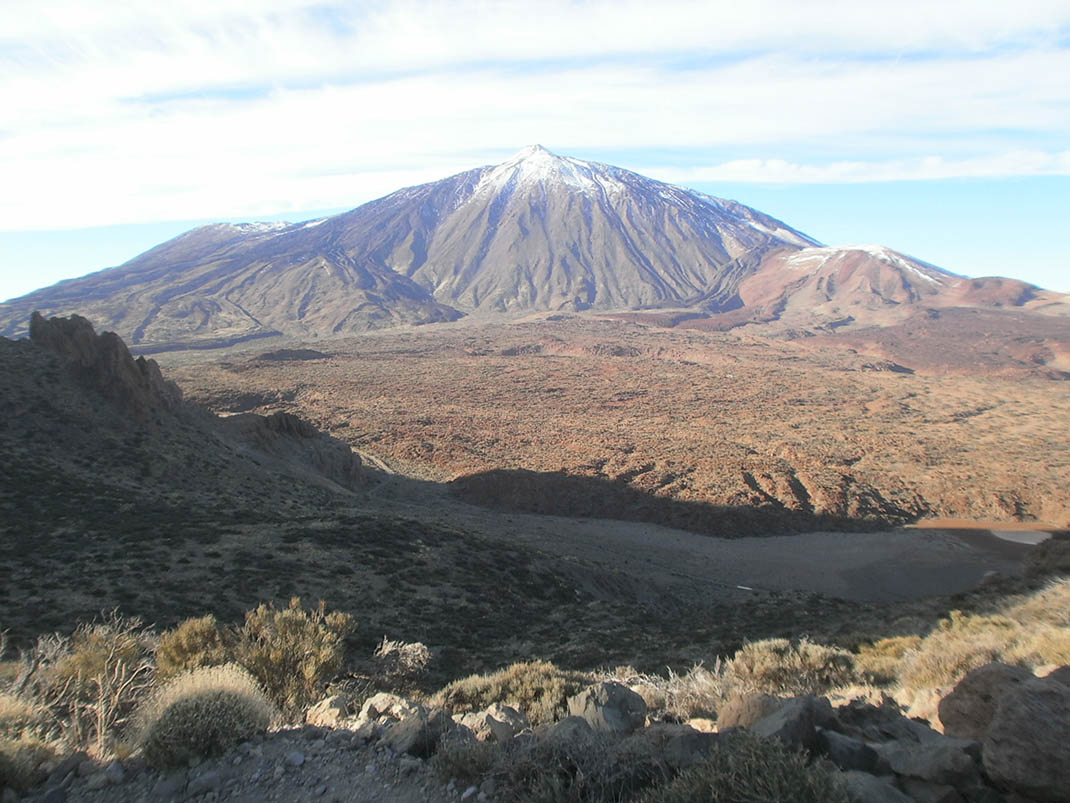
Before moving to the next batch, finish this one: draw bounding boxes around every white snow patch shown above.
[476,145,628,199]
[786,244,948,284]
[301,218,327,228]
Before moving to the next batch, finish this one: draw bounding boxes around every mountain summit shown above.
[1,147,1064,349]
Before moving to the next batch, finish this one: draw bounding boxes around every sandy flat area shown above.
[361,471,1035,604]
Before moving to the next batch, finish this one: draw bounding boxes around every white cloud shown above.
[1,1,1068,229]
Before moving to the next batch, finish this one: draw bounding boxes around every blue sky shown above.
[2,0,1068,302]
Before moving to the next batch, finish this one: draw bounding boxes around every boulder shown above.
[544,716,594,744]
[357,692,419,726]
[385,707,467,758]
[896,778,963,803]
[716,693,784,730]
[842,770,913,803]
[938,662,1031,741]
[751,695,834,752]
[815,727,879,773]
[871,737,980,787]
[458,703,529,743]
[567,682,647,735]
[983,676,1070,801]
[306,694,349,728]
[1043,665,1070,687]
[625,724,717,771]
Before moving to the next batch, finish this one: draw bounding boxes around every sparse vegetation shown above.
[234,597,354,714]
[134,664,275,769]
[156,614,230,679]
[636,731,847,803]
[724,637,856,697]
[432,660,590,726]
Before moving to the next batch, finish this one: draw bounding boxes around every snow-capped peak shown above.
[477,145,627,197]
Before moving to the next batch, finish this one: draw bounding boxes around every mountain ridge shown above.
[1,146,1066,349]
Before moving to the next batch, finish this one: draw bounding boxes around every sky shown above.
[1,0,1068,302]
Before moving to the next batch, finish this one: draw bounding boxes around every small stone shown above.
[86,773,110,791]
[1,789,19,803]
[151,769,187,798]
[285,750,306,767]
[77,759,96,777]
[187,769,222,796]
[42,787,67,803]
[315,784,328,796]
[232,754,243,765]
[104,760,125,785]
[461,785,478,800]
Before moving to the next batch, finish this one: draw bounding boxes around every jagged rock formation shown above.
[0,315,363,524]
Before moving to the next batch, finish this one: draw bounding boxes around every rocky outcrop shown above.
[223,411,363,491]
[982,675,1070,801]
[938,662,1031,740]
[29,311,182,421]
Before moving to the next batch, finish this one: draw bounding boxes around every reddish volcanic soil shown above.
[159,314,1070,534]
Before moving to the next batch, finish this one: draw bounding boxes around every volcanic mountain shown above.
[1,146,1066,349]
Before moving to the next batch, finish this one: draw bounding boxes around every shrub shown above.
[234,598,354,713]
[604,664,725,721]
[134,664,275,769]
[725,638,855,697]
[431,660,589,726]
[0,736,55,792]
[46,612,154,700]
[430,735,499,786]
[156,615,231,679]
[637,731,848,803]
[0,692,50,739]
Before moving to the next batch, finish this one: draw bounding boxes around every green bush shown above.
[135,664,275,769]
[234,598,354,713]
[431,660,589,726]
[637,731,847,803]
[725,638,855,697]
[156,615,230,679]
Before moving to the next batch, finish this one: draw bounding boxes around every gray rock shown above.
[385,707,459,758]
[1043,665,1070,687]
[0,789,19,803]
[41,787,67,803]
[461,786,478,800]
[306,694,349,728]
[46,751,87,788]
[896,778,963,803]
[151,769,187,798]
[872,738,980,786]
[85,773,109,791]
[357,693,419,726]
[459,703,530,743]
[104,760,125,785]
[187,769,222,796]
[983,676,1070,801]
[751,695,833,752]
[626,723,717,771]
[816,727,879,772]
[716,693,784,730]
[567,681,647,735]
[842,770,913,803]
[285,750,306,767]
[938,662,1031,741]
[544,716,594,744]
